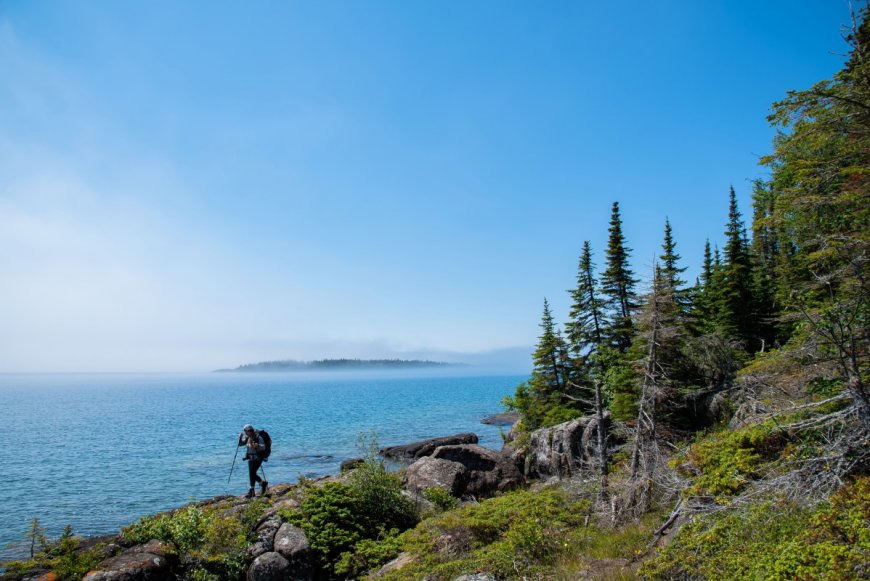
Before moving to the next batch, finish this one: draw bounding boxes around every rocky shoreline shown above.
[1,412,617,581]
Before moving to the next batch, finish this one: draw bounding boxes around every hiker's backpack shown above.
[257,430,272,461]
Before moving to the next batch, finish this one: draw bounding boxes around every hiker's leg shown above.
[249,459,263,485]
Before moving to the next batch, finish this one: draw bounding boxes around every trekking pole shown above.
[259,463,267,483]
[227,436,240,491]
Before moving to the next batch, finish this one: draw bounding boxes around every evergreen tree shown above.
[533,298,567,396]
[566,241,606,357]
[659,218,687,292]
[717,186,758,350]
[600,202,638,352]
[701,239,713,289]
[566,241,611,492]
[505,299,581,430]
[659,218,690,317]
[761,5,870,429]
[690,239,717,334]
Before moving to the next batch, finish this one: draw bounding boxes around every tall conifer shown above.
[718,187,758,349]
[659,218,690,317]
[600,202,637,351]
[690,239,717,334]
[505,299,580,430]
[566,241,606,356]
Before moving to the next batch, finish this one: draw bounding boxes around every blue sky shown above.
[0,1,854,372]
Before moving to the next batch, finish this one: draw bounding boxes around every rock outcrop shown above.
[432,444,524,496]
[405,444,524,498]
[80,491,314,581]
[247,552,291,581]
[525,414,611,480]
[273,523,311,578]
[83,540,174,581]
[405,456,468,496]
[380,433,479,460]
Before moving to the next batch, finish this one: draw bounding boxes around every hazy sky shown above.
[0,1,854,372]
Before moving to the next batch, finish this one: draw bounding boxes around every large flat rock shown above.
[380,433,479,460]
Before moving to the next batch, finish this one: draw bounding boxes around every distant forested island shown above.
[216,358,456,372]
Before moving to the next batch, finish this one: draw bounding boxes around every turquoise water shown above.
[0,372,523,560]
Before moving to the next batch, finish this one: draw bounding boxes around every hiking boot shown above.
[260,481,269,496]
[245,488,255,499]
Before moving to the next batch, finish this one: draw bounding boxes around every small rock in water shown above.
[480,412,520,426]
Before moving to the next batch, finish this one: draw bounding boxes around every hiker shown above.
[238,424,269,497]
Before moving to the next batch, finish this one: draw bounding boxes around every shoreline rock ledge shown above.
[380,433,478,460]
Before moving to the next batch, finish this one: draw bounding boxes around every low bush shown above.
[1,525,102,581]
[334,528,404,578]
[380,488,591,580]
[423,487,456,512]
[286,436,419,577]
[121,504,249,580]
[674,422,785,499]
[640,476,870,580]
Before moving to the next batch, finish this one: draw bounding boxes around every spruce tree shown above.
[505,299,580,430]
[718,187,758,349]
[659,218,690,318]
[749,180,780,350]
[566,241,611,491]
[659,218,687,292]
[566,241,606,357]
[533,298,567,395]
[690,239,718,334]
[600,202,638,352]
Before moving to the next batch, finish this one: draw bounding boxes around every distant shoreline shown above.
[215,358,463,372]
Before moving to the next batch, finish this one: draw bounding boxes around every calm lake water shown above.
[0,372,523,560]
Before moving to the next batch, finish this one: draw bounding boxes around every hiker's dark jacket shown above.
[239,432,265,461]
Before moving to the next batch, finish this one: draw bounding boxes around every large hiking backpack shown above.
[258,430,272,461]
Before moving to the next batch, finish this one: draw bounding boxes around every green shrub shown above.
[423,487,457,512]
[771,476,870,580]
[122,506,209,553]
[640,476,870,580]
[122,504,251,580]
[50,534,102,581]
[286,481,367,574]
[334,528,404,578]
[675,423,784,499]
[240,498,271,531]
[201,516,247,555]
[383,488,591,580]
[349,434,418,532]
[9,525,103,581]
[288,448,419,578]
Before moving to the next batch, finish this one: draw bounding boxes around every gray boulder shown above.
[249,516,282,558]
[405,456,468,496]
[247,552,290,581]
[453,575,497,581]
[371,552,416,577]
[481,412,520,426]
[273,523,312,578]
[83,540,173,581]
[381,433,479,460]
[430,444,524,497]
[340,458,365,472]
[526,415,610,480]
